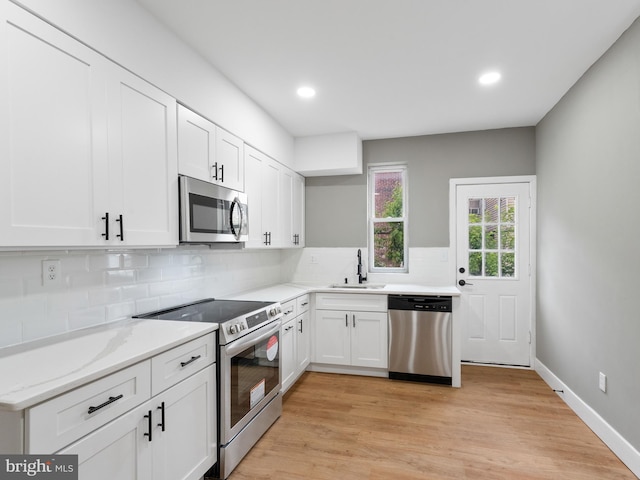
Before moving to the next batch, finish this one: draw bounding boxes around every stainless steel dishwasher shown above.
[388,295,452,385]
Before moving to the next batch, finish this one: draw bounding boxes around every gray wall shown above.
[305,128,536,247]
[536,17,640,450]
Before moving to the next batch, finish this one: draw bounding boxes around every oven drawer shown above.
[151,333,215,396]
[26,360,151,453]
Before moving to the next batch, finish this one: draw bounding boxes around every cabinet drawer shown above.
[315,293,387,312]
[296,294,310,313]
[151,333,215,396]
[26,360,151,453]
[281,300,297,321]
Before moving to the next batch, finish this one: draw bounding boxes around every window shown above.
[368,165,407,272]
[467,196,516,278]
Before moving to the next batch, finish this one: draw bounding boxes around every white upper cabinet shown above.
[106,66,178,247]
[292,173,305,247]
[244,145,280,248]
[177,105,216,183]
[0,3,178,248]
[215,127,244,192]
[177,105,244,192]
[0,2,109,247]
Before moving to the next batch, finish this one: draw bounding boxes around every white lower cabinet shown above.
[59,365,215,480]
[280,295,310,393]
[24,333,216,480]
[314,294,388,369]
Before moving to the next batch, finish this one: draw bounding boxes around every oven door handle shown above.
[224,320,282,357]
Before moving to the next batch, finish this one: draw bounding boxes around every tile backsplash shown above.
[0,247,284,348]
[0,246,454,348]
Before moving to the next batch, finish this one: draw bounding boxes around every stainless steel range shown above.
[134,298,283,479]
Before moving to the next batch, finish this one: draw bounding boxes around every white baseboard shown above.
[535,359,640,478]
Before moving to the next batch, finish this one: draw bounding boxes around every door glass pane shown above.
[501,225,515,250]
[485,225,498,249]
[467,196,517,278]
[483,198,499,223]
[501,253,515,277]
[485,252,499,277]
[469,225,482,249]
[468,198,482,223]
[469,252,482,276]
[500,197,516,222]
[373,222,404,268]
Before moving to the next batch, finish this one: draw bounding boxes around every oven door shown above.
[220,320,281,444]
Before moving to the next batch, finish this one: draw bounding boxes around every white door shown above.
[455,181,533,366]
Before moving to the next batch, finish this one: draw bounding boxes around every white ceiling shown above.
[136,0,640,140]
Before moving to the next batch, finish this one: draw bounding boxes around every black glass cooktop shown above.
[133,298,275,324]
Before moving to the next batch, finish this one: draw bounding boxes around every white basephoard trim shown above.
[535,359,640,478]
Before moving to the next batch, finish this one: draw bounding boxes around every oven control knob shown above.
[239,323,246,331]
[269,308,276,317]
[228,325,237,334]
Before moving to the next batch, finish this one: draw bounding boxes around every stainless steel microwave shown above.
[179,175,248,244]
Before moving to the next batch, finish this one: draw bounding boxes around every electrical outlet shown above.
[599,372,607,393]
[42,260,62,286]
[310,255,319,264]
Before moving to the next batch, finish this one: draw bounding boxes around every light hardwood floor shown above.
[228,366,635,479]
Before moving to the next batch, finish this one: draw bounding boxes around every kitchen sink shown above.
[330,283,386,289]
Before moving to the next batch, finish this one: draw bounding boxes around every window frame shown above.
[367,164,408,274]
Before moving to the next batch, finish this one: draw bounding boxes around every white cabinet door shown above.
[279,167,294,248]
[0,2,109,247]
[61,366,215,480]
[314,310,350,365]
[292,173,305,247]
[351,311,388,368]
[58,402,153,480]
[215,127,244,192]
[106,67,178,247]
[280,318,297,392]
[152,365,216,480]
[296,311,311,372]
[244,146,280,248]
[177,105,216,182]
[0,3,178,248]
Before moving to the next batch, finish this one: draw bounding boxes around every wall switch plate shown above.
[599,372,607,393]
[42,260,62,286]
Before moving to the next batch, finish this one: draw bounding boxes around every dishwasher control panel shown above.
[388,295,452,312]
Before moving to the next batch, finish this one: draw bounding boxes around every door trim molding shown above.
[449,175,537,367]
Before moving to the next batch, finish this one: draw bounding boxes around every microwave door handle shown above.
[225,321,281,357]
[230,198,244,240]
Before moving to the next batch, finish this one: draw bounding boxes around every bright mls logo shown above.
[0,455,77,480]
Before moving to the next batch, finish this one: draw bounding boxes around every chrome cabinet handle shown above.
[88,394,123,414]
[352,314,356,328]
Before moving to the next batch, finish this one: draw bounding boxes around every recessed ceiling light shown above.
[296,86,316,98]
[478,71,501,86]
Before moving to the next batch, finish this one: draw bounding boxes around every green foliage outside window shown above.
[374,184,404,268]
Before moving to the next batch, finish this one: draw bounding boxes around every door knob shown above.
[459,267,465,273]
[458,279,474,286]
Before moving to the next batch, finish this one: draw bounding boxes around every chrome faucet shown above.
[357,249,367,284]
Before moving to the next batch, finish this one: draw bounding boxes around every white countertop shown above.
[226,282,460,303]
[0,319,217,411]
